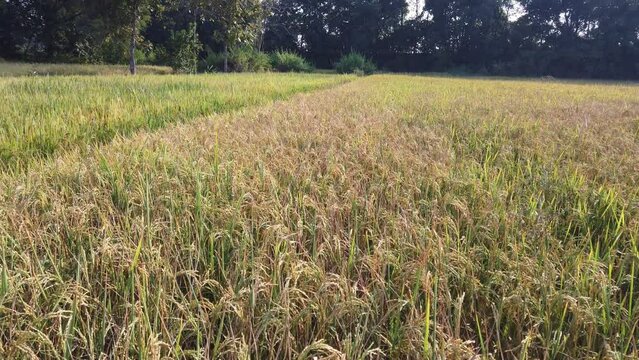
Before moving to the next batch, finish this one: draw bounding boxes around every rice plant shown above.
[0,75,638,359]
[0,73,353,169]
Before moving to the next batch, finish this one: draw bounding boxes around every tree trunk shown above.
[129,3,138,75]
[193,7,198,46]
[192,7,198,74]
[223,43,229,73]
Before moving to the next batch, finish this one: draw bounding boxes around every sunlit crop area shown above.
[0,62,173,77]
[1,74,638,359]
[0,73,352,169]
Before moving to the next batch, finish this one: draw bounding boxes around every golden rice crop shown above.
[0,75,638,359]
[0,73,353,169]
[0,62,173,77]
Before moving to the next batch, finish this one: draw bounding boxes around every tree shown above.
[0,0,637,78]
[512,0,639,78]
[263,0,409,67]
[0,0,88,61]
[123,0,155,74]
[423,0,510,69]
[0,1,18,60]
[591,0,639,78]
[100,0,169,74]
[203,0,263,72]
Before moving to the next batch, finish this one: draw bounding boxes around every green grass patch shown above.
[0,62,173,77]
[0,73,353,169]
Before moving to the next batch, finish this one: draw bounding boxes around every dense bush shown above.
[335,52,376,75]
[165,27,202,73]
[198,47,225,73]
[231,47,272,72]
[199,47,271,73]
[270,51,313,72]
[76,32,159,66]
[93,35,129,64]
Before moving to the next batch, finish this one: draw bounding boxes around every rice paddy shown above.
[0,62,173,77]
[0,73,353,169]
[0,73,638,359]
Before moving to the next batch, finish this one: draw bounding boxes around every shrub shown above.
[231,47,272,72]
[270,51,313,72]
[97,35,129,64]
[198,47,225,73]
[199,46,271,73]
[335,52,376,75]
[165,27,202,73]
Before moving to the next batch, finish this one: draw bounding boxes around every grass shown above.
[0,62,173,77]
[0,74,638,359]
[0,73,353,169]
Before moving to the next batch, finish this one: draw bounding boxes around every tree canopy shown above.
[1,0,637,78]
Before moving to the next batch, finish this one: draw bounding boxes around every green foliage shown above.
[76,30,156,66]
[96,35,130,64]
[270,51,313,73]
[2,0,638,78]
[335,52,376,75]
[0,73,350,168]
[166,25,202,74]
[205,0,264,56]
[199,47,271,73]
[198,48,226,73]
[230,47,271,72]
[135,47,157,66]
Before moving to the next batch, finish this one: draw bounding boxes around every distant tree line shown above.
[1,0,638,78]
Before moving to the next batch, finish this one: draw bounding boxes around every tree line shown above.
[1,0,638,78]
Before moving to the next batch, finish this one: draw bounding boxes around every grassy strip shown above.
[1,75,638,358]
[0,62,173,77]
[0,73,353,170]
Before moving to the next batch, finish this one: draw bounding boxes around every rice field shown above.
[0,62,173,77]
[0,73,353,169]
[0,74,638,359]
